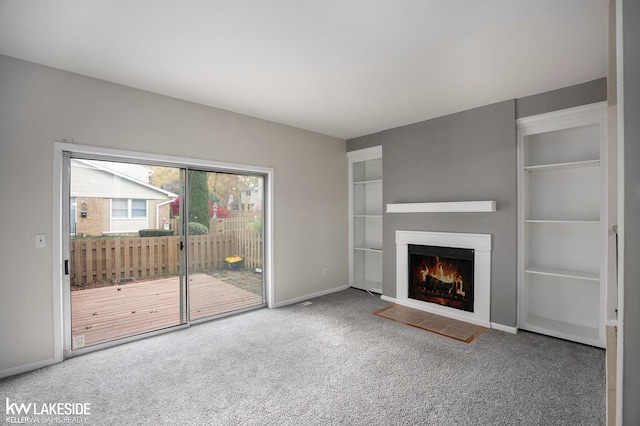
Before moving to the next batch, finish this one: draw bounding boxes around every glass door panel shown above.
[187,170,265,320]
[69,159,185,349]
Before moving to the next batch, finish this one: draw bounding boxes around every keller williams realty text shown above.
[5,417,90,424]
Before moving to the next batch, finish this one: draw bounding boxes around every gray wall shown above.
[0,55,348,376]
[516,78,607,119]
[621,0,640,423]
[347,79,606,328]
[352,101,517,326]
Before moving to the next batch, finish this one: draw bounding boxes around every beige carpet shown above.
[374,304,487,343]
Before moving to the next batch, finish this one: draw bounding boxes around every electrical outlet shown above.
[323,268,328,276]
[35,234,46,248]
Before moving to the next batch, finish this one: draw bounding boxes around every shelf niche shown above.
[517,102,606,348]
[348,146,383,294]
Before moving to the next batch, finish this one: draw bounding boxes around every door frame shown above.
[53,142,275,359]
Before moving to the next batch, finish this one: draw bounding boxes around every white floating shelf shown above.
[386,201,497,213]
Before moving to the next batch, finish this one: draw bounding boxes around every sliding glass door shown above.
[187,170,264,321]
[65,155,266,351]
[68,158,185,349]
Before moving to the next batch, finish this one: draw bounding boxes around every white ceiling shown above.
[0,0,607,139]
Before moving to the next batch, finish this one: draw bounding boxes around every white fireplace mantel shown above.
[386,201,497,213]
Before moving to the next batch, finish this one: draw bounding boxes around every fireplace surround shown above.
[394,231,491,327]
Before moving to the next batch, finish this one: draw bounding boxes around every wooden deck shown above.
[71,273,263,348]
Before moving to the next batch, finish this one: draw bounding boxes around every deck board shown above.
[71,273,263,348]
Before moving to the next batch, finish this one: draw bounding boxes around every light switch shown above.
[35,234,46,248]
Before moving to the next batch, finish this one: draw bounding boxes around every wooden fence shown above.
[71,231,262,285]
[168,214,254,234]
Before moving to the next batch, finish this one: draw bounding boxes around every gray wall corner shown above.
[516,78,607,119]
[346,131,385,152]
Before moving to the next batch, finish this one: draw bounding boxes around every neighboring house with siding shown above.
[229,185,262,212]
[71,159,177,236]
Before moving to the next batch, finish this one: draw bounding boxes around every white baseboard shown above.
[380,295,395,304]
[272,284,350,308]
[490,322,518,334]
[0,356,60,380]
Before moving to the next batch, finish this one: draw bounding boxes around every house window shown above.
[70,197,77,235]
[112,199,147,219]
[112,199,129,218]
[131,199,147,218]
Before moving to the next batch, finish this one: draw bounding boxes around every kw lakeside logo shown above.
[5,398,91,424]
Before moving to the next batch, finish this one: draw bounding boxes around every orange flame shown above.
[419,256,465,296]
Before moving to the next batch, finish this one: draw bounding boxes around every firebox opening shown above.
[408,244,474,312]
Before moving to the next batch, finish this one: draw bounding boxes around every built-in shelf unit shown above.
[517,102,606,348]
[348,146,383,293]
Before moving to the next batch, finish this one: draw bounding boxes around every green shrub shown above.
[248,216,262,233]
[188,222,209,235]
[188,170,210,231]
[138,229,175,237]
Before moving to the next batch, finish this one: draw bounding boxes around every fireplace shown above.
[408,244,474,312]
[392,231,491,327]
